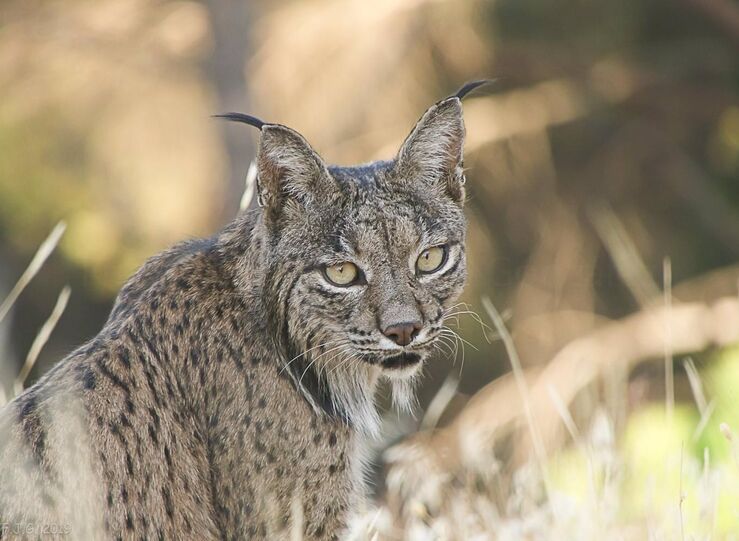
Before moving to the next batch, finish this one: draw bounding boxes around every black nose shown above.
[382,321,422,347]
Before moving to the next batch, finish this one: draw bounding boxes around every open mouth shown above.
[381,352,423,370]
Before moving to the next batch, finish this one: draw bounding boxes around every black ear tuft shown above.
[213,112,267,130]
[452,79,495,101]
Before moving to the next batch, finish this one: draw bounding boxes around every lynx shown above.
[0,82,484,540]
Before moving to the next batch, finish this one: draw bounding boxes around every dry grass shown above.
[0,222,69,406]
[358,348,739,541]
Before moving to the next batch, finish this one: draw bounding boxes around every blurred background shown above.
[1,0,738,538]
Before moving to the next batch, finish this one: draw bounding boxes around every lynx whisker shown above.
[297,342,351,387]
[321,346,355,376]
[280,339,342,375]
[443,306,497,343]
[440,334,461,368]
[440,326,470,376]
[434,334,456,359]
[326,350,358,378]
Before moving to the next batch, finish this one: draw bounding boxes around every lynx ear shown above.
[396,97,466,203]
[256,124,335,220]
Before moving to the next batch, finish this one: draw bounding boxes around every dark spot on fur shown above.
[148,407,161,429]
[118,346,131,369]
[148,423,159,445]
[97,358,130,395]
[162,487,174,520]
[110,421,125,443]
[82,367,97,390]
[18,392,46,465]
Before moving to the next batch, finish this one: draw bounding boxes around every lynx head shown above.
[222,83,484,433]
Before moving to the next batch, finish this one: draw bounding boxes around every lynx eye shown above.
[416,245,447,274]
[323,262,360,286]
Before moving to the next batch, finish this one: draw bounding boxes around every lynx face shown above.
[233,95,470,426]
[279,161,467,377]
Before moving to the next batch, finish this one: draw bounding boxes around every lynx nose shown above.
[382,321,422,347]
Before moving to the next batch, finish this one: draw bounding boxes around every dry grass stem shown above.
[421,374,459,430]
[589,204,659,306]
[13,286,71,396]
[664,257,674,423]
[481,296,555,508]
[683,357,708,413]
[0,221,66,324]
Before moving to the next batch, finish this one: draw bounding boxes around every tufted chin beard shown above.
[291,352,424,438]
[387,371,422,415]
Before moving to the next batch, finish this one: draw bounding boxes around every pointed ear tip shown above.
[260,123,301,143]
[428,96,463,115]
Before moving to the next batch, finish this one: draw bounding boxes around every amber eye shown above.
[416,246,447,274]
[324,262,360,286]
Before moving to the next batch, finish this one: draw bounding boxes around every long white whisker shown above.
[441,326,478,351]
[280,339,341,374]
[297,343,349,386]
[443,310,496,342]
[328,349,359,377]
[444,310,495,332]
[323,347,353,374]
[435,335,456,358]
[440,327,466,376]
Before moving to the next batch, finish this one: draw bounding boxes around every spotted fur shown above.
[0,94,469,540]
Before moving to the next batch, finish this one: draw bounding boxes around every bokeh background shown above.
[1,0,738,538]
